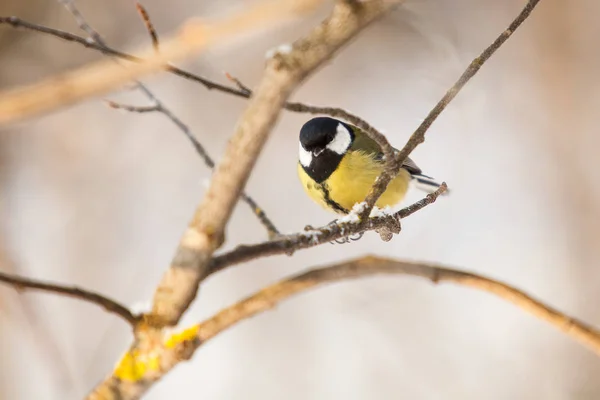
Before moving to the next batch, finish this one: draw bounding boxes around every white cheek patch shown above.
[299,143,313,167]
[326,123,352,155]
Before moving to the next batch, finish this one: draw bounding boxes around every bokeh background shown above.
[1,0,599,398]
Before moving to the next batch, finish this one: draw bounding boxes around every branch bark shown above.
[0,0,323,125]
[193,256,600,355]
[359,0,543,218]
[207,184,447,277]
[0,270,138,326]
[146,0,403,329]
[87,2,403,398]
[110,255,600,399]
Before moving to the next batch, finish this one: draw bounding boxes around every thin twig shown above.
[95,253,600,398]
[146,0,404,329]
[1,12,434,235]
[135,2,159,52]
[129,4,279,237]
[133,4,280,237]
[189,256,600,357]
[360,0,543,217]
[225,72,252,95]
[59,1,280,238]
[0,16,397,226]
[0,14,408,166]
[88,5,406,396]
[0,270,138,326]
[0,248,74,387]
[106,100,159,113]
[129,85,281,237]
[58,0,103,43]
[0,16,247,96]
[207,183,447,276]
[0,0,325,124]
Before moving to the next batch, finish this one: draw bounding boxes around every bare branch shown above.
[0,248,74,386]
[0,16,247,96]
[225,72,252,95]
[147,0,403,329]
[135,2,160,52]
[0,13,396,233]
[96,255,600,399]
[0,270,138,326]
[360,0,543,217]
[57,1,280,238]
[0,0,324,124]
[58,0,103,43]
[191,256,600,357]
[105,100,159,113]
[207,184,447,276]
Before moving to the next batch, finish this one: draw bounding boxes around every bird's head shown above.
[298,117,353,169]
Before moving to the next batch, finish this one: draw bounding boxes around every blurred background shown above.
[1,0,599,398]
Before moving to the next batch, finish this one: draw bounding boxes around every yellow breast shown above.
[297,150,411,214]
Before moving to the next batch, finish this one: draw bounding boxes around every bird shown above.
[297,116,444,215]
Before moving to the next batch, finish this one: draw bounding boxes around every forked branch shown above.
[146,0,404,329]
[0,0,324,124]
[126,255,600,397]
[359,0,542,219]
[0,271,137,325]
[194,256,600,355]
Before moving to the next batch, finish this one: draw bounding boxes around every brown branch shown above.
[190,256,600,356]
[0,16,248,96]
[0,0,324,124]
[0,13,395,237]
[116,84,281,237]
[0,247,74,386]
[109,3,280,238]
[89,252,600,398]
[225,72,252,95]
[58,0,103,43]
[360,0,543,217]
[0,13,409,198]
[146,0,403,329]
[98,254,600,397]
[87,3,404,398]
[207,183,447,276]
[135,2,160,52]
[106,100,159,113]
[0,15,398,222]
[0,270,138,326]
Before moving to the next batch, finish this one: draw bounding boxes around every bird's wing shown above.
[349,125,422,175]
[349,125,384,156]
[399,155,422,175]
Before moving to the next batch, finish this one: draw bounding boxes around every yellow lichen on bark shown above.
[164,324,200,349]
[114,349,161,382]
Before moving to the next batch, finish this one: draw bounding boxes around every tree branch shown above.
[193,256,600,355]
[207,183,447,277]
[0,0,324,124]
[86,3,404,398]
[146,0,404,328]
[0,270,138,326]
[360,0,543,218]
[0,16,248,97]
[134,2,160,52]
[96,255,600,400]
[105,2,281,238]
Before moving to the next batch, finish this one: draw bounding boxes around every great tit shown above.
[297,117,444,214]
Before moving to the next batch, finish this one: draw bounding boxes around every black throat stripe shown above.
[317,183,349,214]
[302,149,343,183]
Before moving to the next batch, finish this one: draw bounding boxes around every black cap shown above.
[299,117,341,150]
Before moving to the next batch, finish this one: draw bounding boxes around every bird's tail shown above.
[410,173,448,194]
